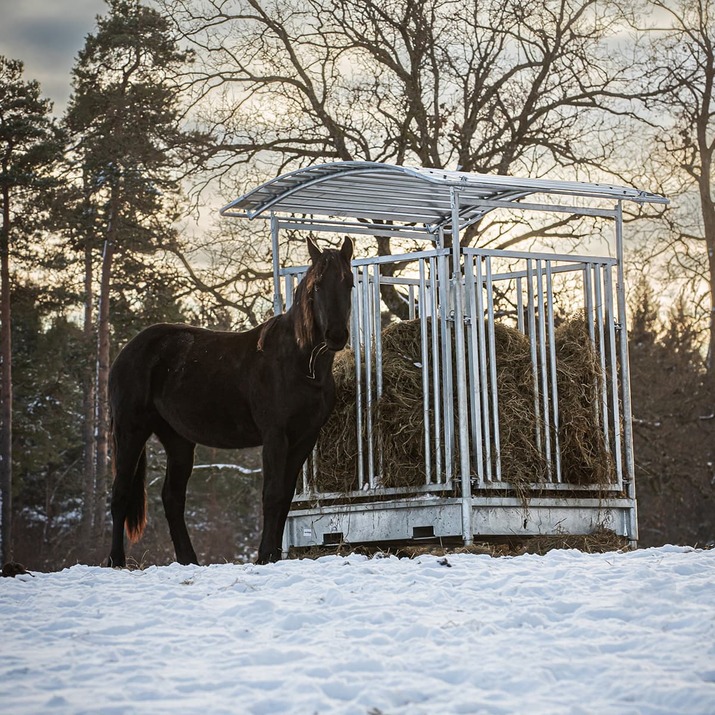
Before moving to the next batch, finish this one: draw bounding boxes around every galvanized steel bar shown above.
[373,265,383,400]
[352,247,451,267]
[409,285,416,320]
[284,274,294,310]
[536,260,553,480]
[516,277,524,333]
[361,267,375,488]
[352,267,365,490]
[418,261,432,484]
[584,265,595,342]
[429,255,443,484]
[438,245,454,486]
[485,256,502,481]
[270,212,282,315]
[455,197,618,219]
[373,264,384,482]
[276,217,434,241]
[594,264,610,455]
[615,201,638,540]
[526,260,542,458]
[451,189,473,545]
[605,263,624,488]
[463,246,618,265]
[545,262,561,483]
[474,255,493,480]
[464,254,485,485]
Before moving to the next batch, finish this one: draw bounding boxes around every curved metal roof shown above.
[220,161,667,236]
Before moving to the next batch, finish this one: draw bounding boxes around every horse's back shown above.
[110,322,264,448]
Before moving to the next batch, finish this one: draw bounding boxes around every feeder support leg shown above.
[451,189,473,546]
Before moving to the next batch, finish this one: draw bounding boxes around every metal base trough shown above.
[285,495,635,552]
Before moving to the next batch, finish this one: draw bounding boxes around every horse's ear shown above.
[307,236,322,263]
[340,237,353,264]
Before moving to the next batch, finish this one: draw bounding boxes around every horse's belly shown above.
[155,394,262,449]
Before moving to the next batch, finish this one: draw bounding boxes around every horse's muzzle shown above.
[325,328,349,351]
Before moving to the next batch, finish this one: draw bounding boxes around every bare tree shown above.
[633,0,715,381]
[160,0,642,316]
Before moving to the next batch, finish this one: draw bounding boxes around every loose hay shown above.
[315,314,615,495]
[376,321,432,488]
[554,316,615,485]
[314,349,360,493]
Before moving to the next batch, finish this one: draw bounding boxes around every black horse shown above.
[107,236,353,566]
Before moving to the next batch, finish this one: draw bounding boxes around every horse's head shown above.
[305,236,354,351]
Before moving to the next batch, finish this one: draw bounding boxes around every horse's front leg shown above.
[257,431,318,564]
[257,430,290,564]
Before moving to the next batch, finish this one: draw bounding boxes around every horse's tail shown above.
[113,419,148,543]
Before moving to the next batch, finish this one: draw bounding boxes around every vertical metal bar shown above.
[605,264,624,488]
[615,201,638,541]
[526,260,542,458]
[474,256,492,480]
[352,266,364,490]
[584,264,595,342]
[373,265,383,399]
[451,189,473,546]
[516,277,524,334]
[536,260,553,480]
[438,243,454,485]
[594,264,610,456]
[270,212,282,315]
[418,260,432,484]
[484,256,502,481]
[284,274,294,310]
[545,262,561,483]
[372,265,384,483]
[429,255,443,484]
[361,266,375,488]
[409,285,416,320]
[464,253,485,486]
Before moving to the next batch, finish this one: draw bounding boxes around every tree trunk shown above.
[94,181,120,542]
[94,232,114,540]
[697,165,715,394]
[0,183,13,564]
[80,243,96,544]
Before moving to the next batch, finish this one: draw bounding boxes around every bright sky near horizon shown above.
[0,0,108,113]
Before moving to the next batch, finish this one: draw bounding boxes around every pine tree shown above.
[62,0,194,539]
[0,57,62,564]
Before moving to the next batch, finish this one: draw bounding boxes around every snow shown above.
[2,546,715,714]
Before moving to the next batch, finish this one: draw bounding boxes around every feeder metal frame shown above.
[220,161,667,552]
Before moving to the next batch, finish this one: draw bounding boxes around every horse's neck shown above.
[281,308,332,378]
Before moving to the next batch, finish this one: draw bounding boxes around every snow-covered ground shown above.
[1,546,714,714]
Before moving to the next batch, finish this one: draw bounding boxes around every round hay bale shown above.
[554,316,615,485]
[490,322,548,487]
[314,349,360,493]
[376,320,429,488]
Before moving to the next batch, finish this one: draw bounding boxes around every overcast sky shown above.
[0,0,108,113]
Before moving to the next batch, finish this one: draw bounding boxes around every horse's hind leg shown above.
[156,424,198,565]
[108,426,151,567]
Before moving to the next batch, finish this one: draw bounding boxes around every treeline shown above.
[2,0,715,568]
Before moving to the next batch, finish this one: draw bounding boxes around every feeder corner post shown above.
[271,212,282,315]
[451,187,473,546]
[615,200,639,546]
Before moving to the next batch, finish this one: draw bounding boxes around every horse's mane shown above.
[292,268,318,350]
[257,251,350,352]
[255,263,316,352]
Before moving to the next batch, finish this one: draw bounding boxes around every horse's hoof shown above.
[2,562,30,577]
[106,556,126,568]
